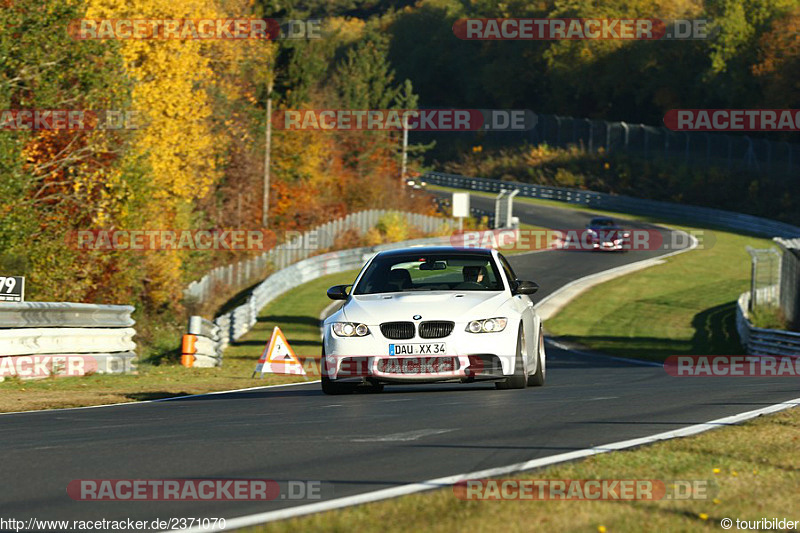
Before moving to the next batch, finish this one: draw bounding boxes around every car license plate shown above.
[389,343,446,356]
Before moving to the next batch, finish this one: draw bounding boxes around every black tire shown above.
[527,327,546,387]
[320,352,356,395]
[496,324,528,390]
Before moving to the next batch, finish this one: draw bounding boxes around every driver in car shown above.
[462,265,490,288]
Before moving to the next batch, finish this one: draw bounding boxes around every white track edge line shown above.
[174,396,800,532]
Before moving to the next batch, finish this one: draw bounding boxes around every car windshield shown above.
[353,253,504,294]
[590,218,615,227]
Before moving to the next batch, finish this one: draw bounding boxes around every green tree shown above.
[331,29,400,168]
[393,78,435,176]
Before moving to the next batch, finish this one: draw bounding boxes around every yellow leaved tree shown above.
[85,0,274,310]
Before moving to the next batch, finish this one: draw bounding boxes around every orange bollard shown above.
[181,334,197,368]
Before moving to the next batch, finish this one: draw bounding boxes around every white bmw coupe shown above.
[321,247,545,394]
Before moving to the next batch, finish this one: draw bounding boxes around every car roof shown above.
[375,246,495,258]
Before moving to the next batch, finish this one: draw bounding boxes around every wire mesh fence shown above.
[775,239,800,329]
[493,113,800,178]
[424,171,800,238]
[746,246,782,309]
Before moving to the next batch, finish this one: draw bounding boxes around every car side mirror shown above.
[513,280,539,295]
[327,285,351,300]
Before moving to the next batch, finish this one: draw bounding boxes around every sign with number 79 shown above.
[0,276,25,302]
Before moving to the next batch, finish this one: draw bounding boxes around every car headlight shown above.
[466,317,508,333]
[332,322,370,337]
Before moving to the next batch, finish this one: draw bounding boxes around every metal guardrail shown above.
[183,316,223,368]
[0,302,135,328]
[424,171,800,238]
[188,316,221,341]
[736,292,800,356]
[0,302,137,380]
[0,327,136,356]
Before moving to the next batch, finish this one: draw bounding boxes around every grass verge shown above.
[0,270,359,413]
[749,305,790,331]
[243,405,800,533]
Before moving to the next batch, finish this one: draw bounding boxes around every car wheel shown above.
[527,327,546,387]
[320,351,356,395]
[496,324,527,390]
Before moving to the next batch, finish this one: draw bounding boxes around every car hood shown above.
[336,291,509,324]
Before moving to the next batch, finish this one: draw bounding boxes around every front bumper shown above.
[323,323,518,382]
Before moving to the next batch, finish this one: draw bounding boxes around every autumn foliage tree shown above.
[753,6,800,108]
[0,0,138,303]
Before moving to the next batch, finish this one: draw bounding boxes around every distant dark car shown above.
[585,217,631,251]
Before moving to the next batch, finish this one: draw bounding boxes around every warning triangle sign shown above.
[252,326,307,377]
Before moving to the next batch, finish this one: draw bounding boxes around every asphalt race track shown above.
[1,195,798,528]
